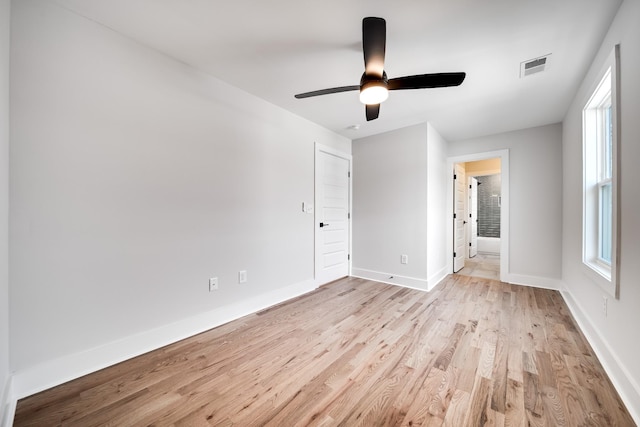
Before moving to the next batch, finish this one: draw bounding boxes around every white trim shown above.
[11,278,318,400]
[1,376,15,427]
[314,143,353,286]
[427,266,449,291]
[351,268,428,291]
[561,288,640,425]
[503,273,562,290]
[446,149,510,282]
[581,45,620,299]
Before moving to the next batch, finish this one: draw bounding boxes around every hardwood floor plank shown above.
[535,350,556,388]
[522,351,538,375]
[464,375,494,426]
[523,371,543,417]
[442,389,470,427]
[433,323,465,371]
[14,275,636,426]
[540,385,566,426]
[452,345,480,394]
[504,378,526,427]
[554,354,589,427]
[395,375,440,426]
[478,341,497,379]
[490,325,509,414]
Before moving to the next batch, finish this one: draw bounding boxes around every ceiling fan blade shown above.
[365,104,380,121]
[295,85,359,99]
[388,72,466,90]
[363,17,386,77]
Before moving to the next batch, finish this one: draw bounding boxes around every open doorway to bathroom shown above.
[448,150,509,282]
[459,161,501,280]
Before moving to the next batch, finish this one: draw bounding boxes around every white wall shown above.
[425,123,449,287]
[351,122,450,291]
[561,0,640,420]
[10,0,350,398]
[352,124,429,289]
[0,0,10,422]
[448,123,563,286]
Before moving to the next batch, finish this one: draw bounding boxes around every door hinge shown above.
[453,252,457,257]
[348,213,351,219]
[469,213,472,218]
[348,171,351,178]
[453,213,457,219]
[469,184,472,189]
[348,254,351,260]
[469,242,472,247]
[453,173,457,180]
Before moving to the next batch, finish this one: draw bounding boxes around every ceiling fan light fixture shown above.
[294,17,466,121]
[359,83,388,105]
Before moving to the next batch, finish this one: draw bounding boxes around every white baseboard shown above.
[351,268,429,291]
[11,278,318,401]
[427,266,449,291]
[1,376,14,427]
[503,273,562,290]
[561,288,640,425]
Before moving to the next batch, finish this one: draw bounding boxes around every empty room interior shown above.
[1,0,640,425]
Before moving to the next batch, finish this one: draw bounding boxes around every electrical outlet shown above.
[238,270,247,284]
[401,254,408,264]
[602,296,608,317]
[209,277,218,292]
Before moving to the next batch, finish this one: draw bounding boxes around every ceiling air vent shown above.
[520,54,551,78]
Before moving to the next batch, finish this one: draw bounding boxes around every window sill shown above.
[582,260,615,297]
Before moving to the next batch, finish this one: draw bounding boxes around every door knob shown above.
[320,222,329,227]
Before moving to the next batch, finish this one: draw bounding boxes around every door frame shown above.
[453,163,467,273]
[314,143,352,286]
[446,149,509,282]
[469,176,478,258]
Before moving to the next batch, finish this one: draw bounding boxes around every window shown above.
[599,102,612,264]
[582,45,619,297]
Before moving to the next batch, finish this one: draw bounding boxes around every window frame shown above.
[582,45,620,298]
[596,94,612,266]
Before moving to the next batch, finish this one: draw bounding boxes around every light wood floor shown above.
[14,275,635,426]
[458,253,500,281]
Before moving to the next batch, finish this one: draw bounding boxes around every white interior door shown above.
[315,145,351,285]
[469,177,478,258]
[453,164,466,272]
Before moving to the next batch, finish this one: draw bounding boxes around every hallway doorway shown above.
[446,150,509,282]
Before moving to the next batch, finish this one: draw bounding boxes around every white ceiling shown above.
[53,0,621,142]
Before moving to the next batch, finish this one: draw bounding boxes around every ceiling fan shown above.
[294,17,466,121]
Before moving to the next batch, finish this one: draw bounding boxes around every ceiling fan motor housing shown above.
[360,71,388,90]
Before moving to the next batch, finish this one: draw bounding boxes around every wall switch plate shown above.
[401,254,408,264]
[209,277,219,292]
[238,270,247,284]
